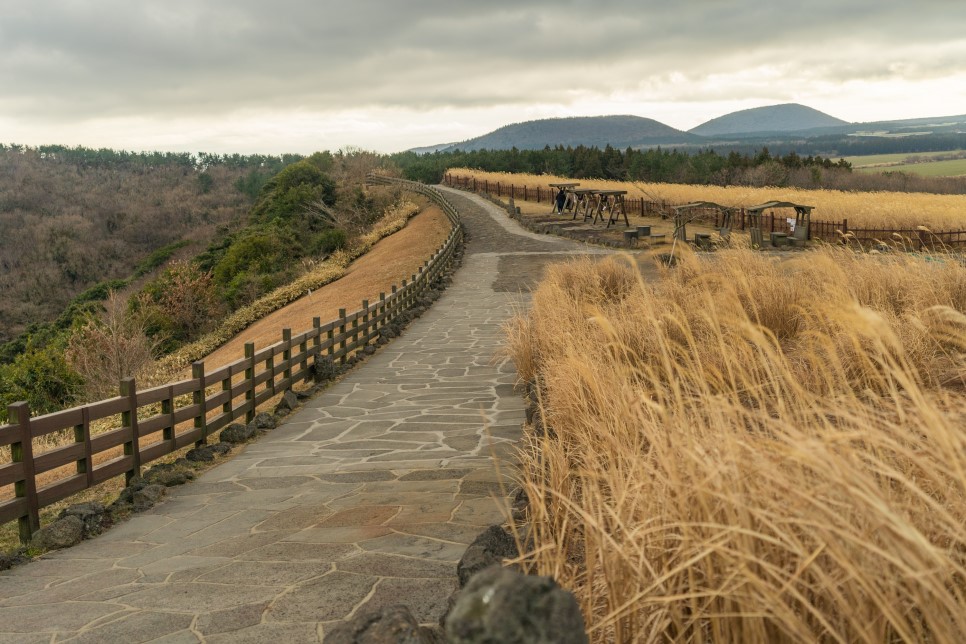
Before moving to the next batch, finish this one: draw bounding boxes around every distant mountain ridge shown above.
[689,103,850,137]
[434,115,701,152]
[409,104,966,155]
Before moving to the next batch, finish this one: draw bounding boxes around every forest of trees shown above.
[391,144,966,195]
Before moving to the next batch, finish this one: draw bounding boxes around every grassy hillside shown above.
[0,147,284,347]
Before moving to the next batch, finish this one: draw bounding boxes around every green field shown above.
[845,150,966,177]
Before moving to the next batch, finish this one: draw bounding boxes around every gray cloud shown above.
[1,1,964,124]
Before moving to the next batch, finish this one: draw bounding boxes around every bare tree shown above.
[66,291,162,399]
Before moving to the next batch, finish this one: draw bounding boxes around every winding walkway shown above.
[0,188,601,643]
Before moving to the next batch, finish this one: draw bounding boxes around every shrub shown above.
[135,260,223,351]
[0,342,82,422]
[250,160,337,226]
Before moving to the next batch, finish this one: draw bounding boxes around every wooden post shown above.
[120,377,141,484]
[338,309,347,364]
[162,385,176,454]
[9,401,39,543]
[281,328,292,388]
[221,364,232,420]
[244,342,256,423]
[191,362,207,446]
[298,326,308,379]
[76,406,93,488]
[379,293,386,332]
[361,300,369,347]
[265,344,276,396]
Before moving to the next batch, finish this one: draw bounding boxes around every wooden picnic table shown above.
[593,190,629,228]
[570,189,598,221]
[549,182,580,214]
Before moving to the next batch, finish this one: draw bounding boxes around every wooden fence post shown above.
[245,343,256,423]
[282,328,292,386]
[379,293,386,333]
[298,326,308,379]
[8,401,39,543]
[76,406,93,488]
[162,385,176,454]
[192,361,207,446]
[120,377,141,484]
[338,309,347,364]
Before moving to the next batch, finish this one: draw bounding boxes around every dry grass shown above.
[455,168,966,231]
[506,247,966,642]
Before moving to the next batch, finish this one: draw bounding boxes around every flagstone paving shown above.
[0,187,604,642]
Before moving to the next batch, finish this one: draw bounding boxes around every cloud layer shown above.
[2,1,964,151]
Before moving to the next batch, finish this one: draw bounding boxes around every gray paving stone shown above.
[195,601,270,635]
[118,582,281,612]
[57,610,195,644]
[336,552,454,578]
[206,622,321,643]
[195,561,326,586]
[237,542,357,562]
[358,533,466,562]
[264,571,376,622]
[0,602,122,633]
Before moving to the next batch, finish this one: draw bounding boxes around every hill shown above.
[0,147,273,350]
[690,103,850,137]
[434,115,701,152]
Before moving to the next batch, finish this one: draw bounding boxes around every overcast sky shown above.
[2,1,965,154]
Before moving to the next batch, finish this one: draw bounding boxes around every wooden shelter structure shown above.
[747,201,814,248]
[671,201,737,244]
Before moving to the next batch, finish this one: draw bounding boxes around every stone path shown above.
[0,188,602,643]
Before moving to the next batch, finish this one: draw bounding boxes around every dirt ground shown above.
[201,205,452,370]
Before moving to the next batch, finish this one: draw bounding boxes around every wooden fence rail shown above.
[0,176,462,543]
[443,173,966,250]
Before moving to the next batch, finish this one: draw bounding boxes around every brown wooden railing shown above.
[444,172,966,250]
[0,176,462,543]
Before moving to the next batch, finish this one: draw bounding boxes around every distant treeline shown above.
[686,132,966,159]
[392,145,847,184]
[1,143,305,172]
[391,144,966,194]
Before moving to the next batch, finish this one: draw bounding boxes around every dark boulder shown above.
[325,605,439,643]
[30,515,84,552]
[445,566,588,644]
[457,524,519,588]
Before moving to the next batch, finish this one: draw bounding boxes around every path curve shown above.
[0,187,602,642]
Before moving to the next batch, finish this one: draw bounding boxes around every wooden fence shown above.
[0,176,462,544]
[444,173,966,250]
